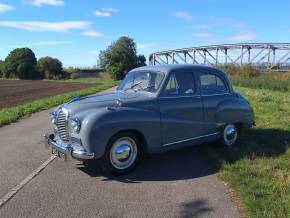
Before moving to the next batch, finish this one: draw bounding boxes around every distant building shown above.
[71,68,106,79]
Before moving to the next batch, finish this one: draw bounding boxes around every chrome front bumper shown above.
[42,133,95,160]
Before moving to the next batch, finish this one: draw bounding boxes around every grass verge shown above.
[58,77,110,84]
[200,87,290,217]
[0,79,119,127]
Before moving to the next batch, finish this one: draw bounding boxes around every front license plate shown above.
[52,147,67,161]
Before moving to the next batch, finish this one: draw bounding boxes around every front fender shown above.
[80,107,161,159]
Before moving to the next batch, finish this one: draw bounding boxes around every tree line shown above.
[0,36,146,80]
[0,48,65,80]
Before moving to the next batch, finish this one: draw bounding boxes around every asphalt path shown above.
[0,87,240,218]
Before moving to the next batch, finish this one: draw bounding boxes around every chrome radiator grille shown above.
[56,109,69,141]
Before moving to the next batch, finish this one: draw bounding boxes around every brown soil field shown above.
[0,80,101,109]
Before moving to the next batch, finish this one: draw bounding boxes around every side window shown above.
[164,72,195,96]
[200,73,227,95]
[165,74,178,95]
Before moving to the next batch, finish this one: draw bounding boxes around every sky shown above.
[0,0,289,67]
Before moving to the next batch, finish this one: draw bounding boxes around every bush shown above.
[99,36,146,80]
[36,56,65,80]
[221,64,261,79]
[70,73,78,80]
[2,48,38,79]
[63,66,80,75]
[239,64,261,78]
[220,64,239,77]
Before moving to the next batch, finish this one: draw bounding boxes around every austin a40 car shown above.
[43,65,255,175]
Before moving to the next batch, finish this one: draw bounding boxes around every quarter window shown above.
[200,73,227,95]
[163,72,195,96]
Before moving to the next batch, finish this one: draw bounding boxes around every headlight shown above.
[49,111,57,125]
[70,117,81,133]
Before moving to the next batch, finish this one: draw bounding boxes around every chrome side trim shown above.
[159,93,231,99]
[201,93,231,97]
[159,95,201,99]
[162,132,220,147]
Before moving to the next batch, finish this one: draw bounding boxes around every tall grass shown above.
[221,64,290,92]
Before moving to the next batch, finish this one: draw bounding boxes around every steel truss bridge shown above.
[149,43,290,71]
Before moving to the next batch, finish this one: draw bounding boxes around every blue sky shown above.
[0,0,289,67]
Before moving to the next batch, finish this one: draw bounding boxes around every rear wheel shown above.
[101,132,141,175]
[220,123,240,146]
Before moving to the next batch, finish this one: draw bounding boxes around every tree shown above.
[99,36,146,80]
[36,56,63,79]
[2,48,37,79]
[0,60,3,77]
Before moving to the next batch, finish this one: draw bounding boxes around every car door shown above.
[159,70,204,146]
[198,70,232,134]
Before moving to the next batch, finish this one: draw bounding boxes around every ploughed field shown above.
[0,80,101,108]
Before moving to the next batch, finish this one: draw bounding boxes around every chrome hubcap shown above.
[223,124,238,146]
[110,137,138,170]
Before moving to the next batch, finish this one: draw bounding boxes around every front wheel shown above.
[101,132,141,175]
[220,124,240,146]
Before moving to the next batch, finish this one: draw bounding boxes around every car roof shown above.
[130,64,224,75]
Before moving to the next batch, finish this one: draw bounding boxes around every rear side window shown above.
[200,73,227,95]
[163,71,195,96]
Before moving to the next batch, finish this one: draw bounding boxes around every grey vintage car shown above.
[43,64,255,175]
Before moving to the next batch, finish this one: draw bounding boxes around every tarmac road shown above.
[0,87,240,218]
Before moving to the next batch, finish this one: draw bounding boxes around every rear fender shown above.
[215,98,254,128]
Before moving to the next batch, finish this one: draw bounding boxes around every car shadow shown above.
[200,128,290,170]
[180,199,213,218]
[78,127,290,182]
[77,145,216,183]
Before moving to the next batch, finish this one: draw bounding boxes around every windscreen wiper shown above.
[124,81,143,91]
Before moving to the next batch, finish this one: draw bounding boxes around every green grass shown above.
[0,78,119,127]
[59,77,111,84]
[232,78,290,92]
[201,87,290,218]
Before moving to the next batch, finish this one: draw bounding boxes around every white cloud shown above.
[94,11,111,17]
[137,43,157,49]
[14,41,73,48]
[25,0,64,7]
[187,24,210,29]
[81,31,105,37]
[101,7,118,12]
[77,50,100,57]
[191,33,214,38]
[86,50,99,56]
[0,21,91,33]
[137,43,157,53]
[32,41,72,46]
[94,7,119,17]
[174,11,193,20]
[0,3,14,14]
[226,31,257,41]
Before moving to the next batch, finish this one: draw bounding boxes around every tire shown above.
[101,132,141,175]
[220,123,240,146]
